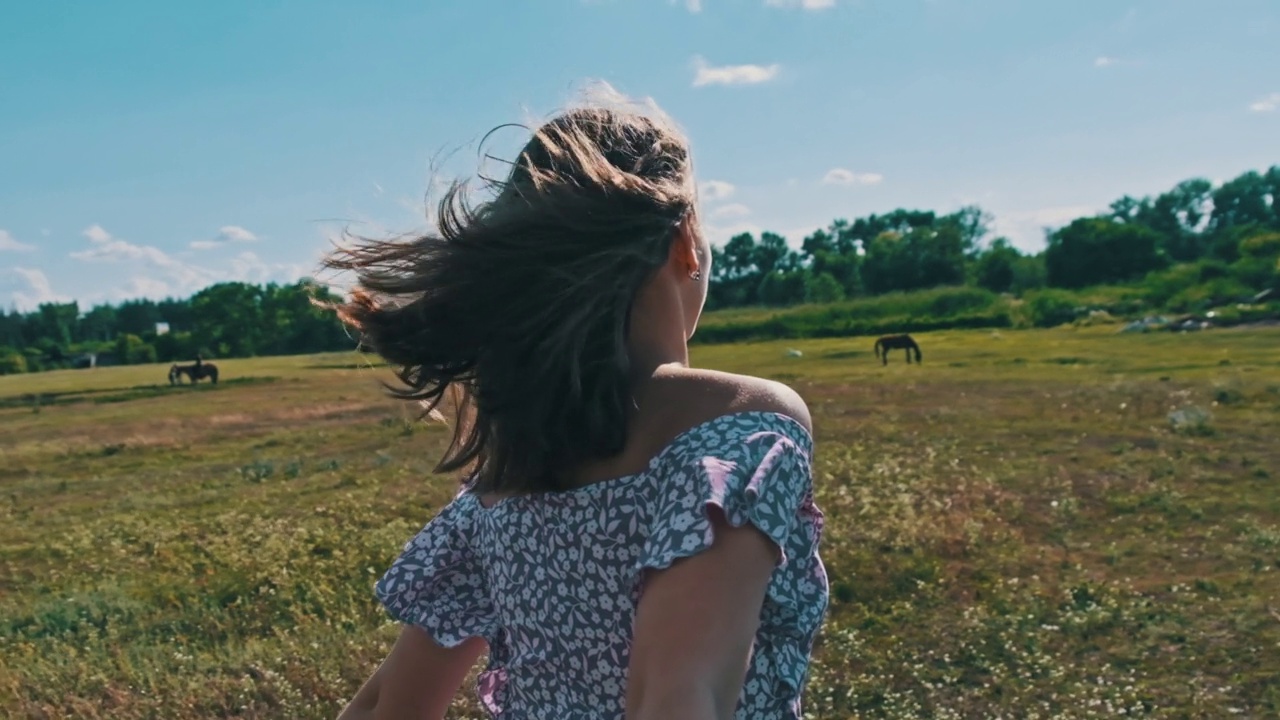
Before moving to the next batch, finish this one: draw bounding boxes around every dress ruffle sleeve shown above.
[636,415,819,575]
[374,498,498,647]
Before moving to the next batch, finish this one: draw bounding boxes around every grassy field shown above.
[2,326,1279,719]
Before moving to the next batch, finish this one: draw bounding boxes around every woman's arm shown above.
[337,626,486,720]
[624,506,779,720]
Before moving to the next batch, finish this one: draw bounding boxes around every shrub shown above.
[1239,231,1280,260]
[757,270,808,306]
[1166,277,1255,313]
[115,334,158,365]
[926,286,997,316]
[1021,289,1080,328]
[0,351,27,375]
[1143,263,1210,307]
[805,272,845,304]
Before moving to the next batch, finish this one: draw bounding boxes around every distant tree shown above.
[157,297,194,332]
[261,280,351,354]
[862,223,968,294]
[1010,253,1048,292]
[861,231,911,294]
[33,302,78,349]
[0,351,27,375]
[804,272,845,303]
[114,333,156,365]
[79,304,118,343]
[1150,178,1214,261]
[153,330,197,363]
[800,228,834,258]
[189,282,265,357]
[844,209,937,252]
[719,233,758,280]
[1045,217,1165,288]
[0,308,22,349]
[943,204,993,254]
[22,347,45,372]
[116,299,163,337]
[754,232,797,275]
[757,270,807,306]
[1111,179,1215,263]
[802,228,862,297]
[972,238,1021,293]
[708,233,761,308]
[1209,170,1276,235]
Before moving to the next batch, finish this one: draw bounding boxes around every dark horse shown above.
[169,362,219,385]
[874,334,922,365]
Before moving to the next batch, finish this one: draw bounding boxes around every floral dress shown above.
[375,411,829,719]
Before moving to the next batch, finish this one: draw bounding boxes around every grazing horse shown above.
[169,362,219,385]
[874,334,922,365]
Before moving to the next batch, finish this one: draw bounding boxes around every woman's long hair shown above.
[323,90,696,494]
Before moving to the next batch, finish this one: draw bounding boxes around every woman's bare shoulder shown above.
[645,367,812,437]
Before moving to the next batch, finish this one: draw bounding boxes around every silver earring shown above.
[690,269,702,281]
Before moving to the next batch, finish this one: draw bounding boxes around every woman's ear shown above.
[669,220,700,276]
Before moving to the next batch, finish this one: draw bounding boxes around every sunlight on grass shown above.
[2,327,1278,718]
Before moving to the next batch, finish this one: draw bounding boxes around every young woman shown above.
[329,87,828,720]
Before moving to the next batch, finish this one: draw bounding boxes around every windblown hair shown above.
[324,91,696,495]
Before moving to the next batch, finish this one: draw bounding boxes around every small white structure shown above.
[785,348,803,358]
[155,322,170,335]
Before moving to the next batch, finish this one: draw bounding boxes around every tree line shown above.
[2,165,1277,375]
[0,280,351,374]
[706,165,1279,310]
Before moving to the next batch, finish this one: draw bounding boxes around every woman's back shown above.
[329,88,829,720]
[376,410,828,719]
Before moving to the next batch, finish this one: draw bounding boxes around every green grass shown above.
[3,327,1279,718]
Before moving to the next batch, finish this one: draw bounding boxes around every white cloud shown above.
[692,56,780,87]
[83,224,112,244]
[71,224,216,296]
[1248,92,1280,113]
[710,203,752,219]
[822,168,883,186]
[114,276,174,301]
[9,267,69,310]
[699,180,736,201]
[20,223,310,306]
[703,220,764,249]
[670,0,702,11]
[765,0,835,9]
[0,229,35,252]
[230,251,272,283]
[190,225,258,250]
[73,226,172,265]
[105,253,307,303]
[228,251,308,287]
[992,205,1098,252]
[784,223,828,248]
[218,225,257,243]
[1094,56,1116,68]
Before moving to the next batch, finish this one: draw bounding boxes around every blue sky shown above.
[1,0,1277,310]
